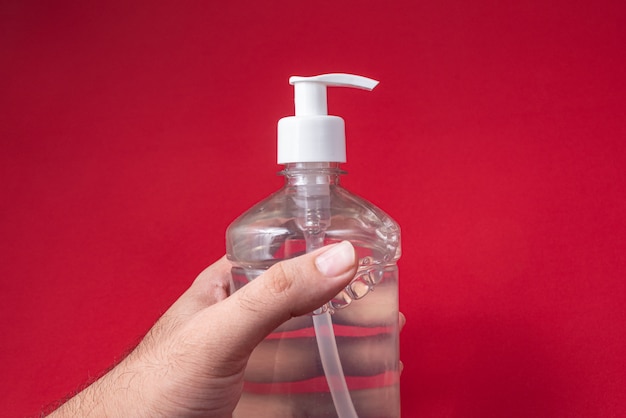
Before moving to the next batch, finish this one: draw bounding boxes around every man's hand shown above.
[50,241,360,417]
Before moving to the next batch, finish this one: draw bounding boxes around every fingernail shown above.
[315,241,355,277]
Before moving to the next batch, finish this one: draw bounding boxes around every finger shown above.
[189,256,232,305]
[399,312,406,331]
[204,241,358,361]
[165,256,232,320]
[245,329,398,382]
[314,281,397,326]
[235,384,400,418]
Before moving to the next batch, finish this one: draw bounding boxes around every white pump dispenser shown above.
[277,73,379,163]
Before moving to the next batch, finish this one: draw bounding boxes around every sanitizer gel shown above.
[227,74,401,418]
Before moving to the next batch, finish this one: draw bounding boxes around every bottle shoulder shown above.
[227,186,399,232]
[333,186,400,227]
[227,185,401,264]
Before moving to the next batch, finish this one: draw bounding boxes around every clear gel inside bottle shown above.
[227,162,401,418]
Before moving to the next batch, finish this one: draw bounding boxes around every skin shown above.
[48,241,404,417]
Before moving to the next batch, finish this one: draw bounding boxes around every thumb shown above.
[209,241,357,358]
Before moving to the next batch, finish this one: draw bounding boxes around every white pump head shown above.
[277,73,378,164]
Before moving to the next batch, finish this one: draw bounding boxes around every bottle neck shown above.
[282,162,342,234]
[280,162,344,186]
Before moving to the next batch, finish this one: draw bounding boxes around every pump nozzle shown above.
[289,74,379,116]
[278,73,379,164]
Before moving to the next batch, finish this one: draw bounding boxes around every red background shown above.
[1,1,625,416]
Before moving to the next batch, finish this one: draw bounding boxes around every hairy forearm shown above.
[47,356,152,418]
[48,371,119,417]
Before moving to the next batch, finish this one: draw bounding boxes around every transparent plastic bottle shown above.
[226,74,401,418]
